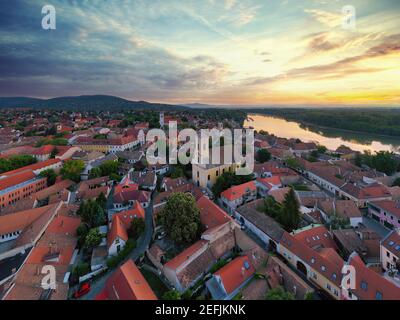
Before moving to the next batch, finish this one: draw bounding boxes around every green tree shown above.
[77,199,106,228]
[96,192,107,210]
[393,177,400,187]
[257,149,271,163]
[50,146,58,159]
[265,287,295,300]
[84,228,103,249]
[128,218,145,240]
[61,160,85,182]
[264,196,282,220]
[159,192,202,245]
[286,157,302,170]
[280,188,301,231]
[170,166,185,179]
[162,290,181,300]
[39,169,57,186]
[0,155,37,174]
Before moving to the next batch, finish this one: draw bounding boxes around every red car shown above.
[73,283,91,299]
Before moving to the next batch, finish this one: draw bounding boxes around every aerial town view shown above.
[0,0,400,311]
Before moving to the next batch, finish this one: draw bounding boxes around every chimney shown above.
[241,267,245,277]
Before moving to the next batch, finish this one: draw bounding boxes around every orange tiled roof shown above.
[197,196,231,229]
[2,158,61,176]
[347,253,400,300]
[164,240,208,270]
[114,202,145,228]
[0,204,57,235]
[0,170,37,191]
[214,256,255,294]
[98,260,157,300]
[107,215,128,248]
[221,181,257,201]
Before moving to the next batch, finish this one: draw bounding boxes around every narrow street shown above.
[78,194,154,300]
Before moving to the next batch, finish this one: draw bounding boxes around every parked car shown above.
[73,282,91,299]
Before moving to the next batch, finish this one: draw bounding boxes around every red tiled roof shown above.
[31,145,54,155]
[280,231,344,287]
[293,225,338,250]
[2,158,61,176]
[370,200,400,219]
[0,170,36,191]
[221,181,257,201]
[0,204,57,235]
[46,215,81,235]
[107,215,128,248]
[347,253,400,300]
[214,256,255,294]
[97,260,157,300]
[164,240,208,270]
[197,196,231,230]
[114,202,145,228]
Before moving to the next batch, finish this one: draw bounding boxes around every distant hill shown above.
[0,95,189,111]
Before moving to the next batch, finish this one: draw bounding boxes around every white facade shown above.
[108,236,126,256]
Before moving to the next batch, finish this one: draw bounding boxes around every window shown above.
[321,265,326,272]
[311,257,315,264]
[387,251,391,258]
[326,284,331,291]
[375,291,383,300]
[361,281,368,291]
[207,175,210,181]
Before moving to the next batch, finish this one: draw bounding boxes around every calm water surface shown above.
[244,114,400,153]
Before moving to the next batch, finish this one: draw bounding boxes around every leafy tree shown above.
[159,192,202,245]
[89,167,102,179]
[77,199,106,228]
[280,188,301,231]
[170,166,185,179]
[357,151,399,175]
[257,149,271,163]
[264,196,282,220]
[304,291,314,300]
[89,160,119,178]
[72,262,90,277]
[96,192,107,210]
[330,215,350,230]
[286,157,302,170]
[76,223,89,247]
[162,290,181,300]
[61,160,85,182]
[317,145,327,154]
[84,228,103,249]
[0,155,37,173]
[50,147,58,159]
[39,169,57,186]
[128,218,145,240]
[265,287,295,300]
[393,178,400,187]
[37,138,68,147]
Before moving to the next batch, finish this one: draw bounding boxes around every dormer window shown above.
[321,265,326,272]
[361,281,368,291]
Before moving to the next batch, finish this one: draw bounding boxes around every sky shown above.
[0,0,399,106]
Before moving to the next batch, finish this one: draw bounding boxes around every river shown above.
[244,114,400,153]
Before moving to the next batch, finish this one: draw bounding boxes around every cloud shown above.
[246,33,400,85]
[305,9,342,28]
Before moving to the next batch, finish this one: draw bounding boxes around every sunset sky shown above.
[0,0,399,106]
